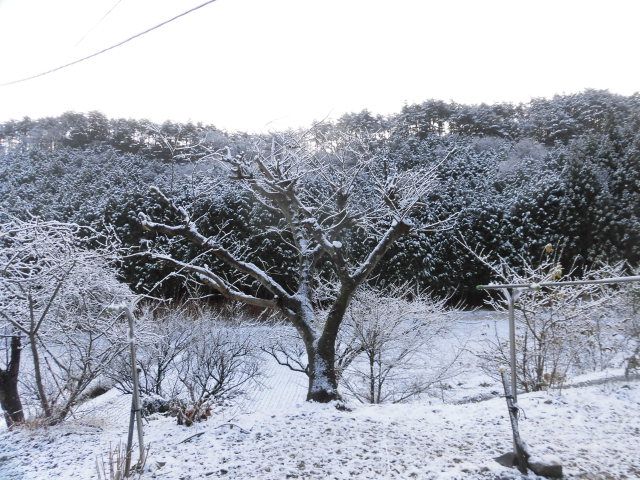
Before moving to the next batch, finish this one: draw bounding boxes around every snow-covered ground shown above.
[1,311,638,480]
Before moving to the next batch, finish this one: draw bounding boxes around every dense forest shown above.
[2,89,639,305]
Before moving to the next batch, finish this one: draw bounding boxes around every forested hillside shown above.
[2,89,639,304]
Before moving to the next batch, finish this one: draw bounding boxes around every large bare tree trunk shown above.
[306,338,340,402]
[0,336,25,428]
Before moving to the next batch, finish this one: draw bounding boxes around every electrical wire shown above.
[1,0,219,87]
[74,0,125,47]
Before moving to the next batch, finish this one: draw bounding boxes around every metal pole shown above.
[123,307,144,475]
[124,398,135,476]
[507,288,517,404]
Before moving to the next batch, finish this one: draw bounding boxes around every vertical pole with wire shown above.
[124,307,144,476]
[505,287,519,459]
[507,288,517,403]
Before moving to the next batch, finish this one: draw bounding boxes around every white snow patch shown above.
[2,381,639,479]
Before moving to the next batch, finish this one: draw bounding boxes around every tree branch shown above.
[352,219,411,284]
[147,252,277,310]
[139,189,290,299]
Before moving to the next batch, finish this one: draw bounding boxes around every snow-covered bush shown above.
[175,316,261,404]
[108,305,262,424]
[109,304,191,399]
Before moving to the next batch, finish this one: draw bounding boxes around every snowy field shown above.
[0,311,638,480]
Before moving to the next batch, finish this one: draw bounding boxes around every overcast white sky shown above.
[0,0,639,132]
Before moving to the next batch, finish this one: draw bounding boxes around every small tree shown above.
[0,216,132,425]
[339,286,454,403]
[176,317,261,406]
[139,131,450,402]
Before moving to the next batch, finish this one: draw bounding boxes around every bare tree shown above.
[139,131,449,402]
[339,286,456,403]
[107,304,262,425]
[0,216,132,425]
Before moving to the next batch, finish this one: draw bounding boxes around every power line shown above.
[74,0,125,47]
[1,0,219,87]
